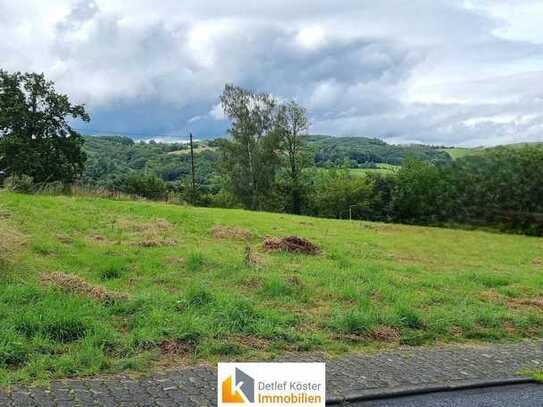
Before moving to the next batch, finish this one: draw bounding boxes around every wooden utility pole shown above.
[189,132,196,200]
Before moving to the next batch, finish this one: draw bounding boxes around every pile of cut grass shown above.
[0,192,542,385]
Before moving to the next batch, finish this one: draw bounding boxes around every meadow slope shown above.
[1,192,543,385]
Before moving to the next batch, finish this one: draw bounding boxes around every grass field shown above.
[348,164,399,175]
[1,192,543,385]
[440,147,484,159]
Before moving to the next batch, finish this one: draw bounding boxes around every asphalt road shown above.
[346,383,543,407]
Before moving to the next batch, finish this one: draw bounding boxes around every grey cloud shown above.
[2,0,543,145]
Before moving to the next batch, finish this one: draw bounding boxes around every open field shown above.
[348,163,400,175]
[1,192,543,385]
[440,147,484,159]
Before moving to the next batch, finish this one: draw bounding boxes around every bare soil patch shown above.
[263,236,320,255]
[39,272,129,303]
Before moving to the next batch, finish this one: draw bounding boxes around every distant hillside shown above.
[81,136,218,190]
[441,142,543,160]
[81,134,450,189]
[307,135,451,167]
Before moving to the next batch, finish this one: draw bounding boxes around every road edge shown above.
[326,377,537,405]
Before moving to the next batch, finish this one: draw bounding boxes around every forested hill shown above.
[81,134,451,188]
[81,135,218,190]
[306,135,451,167]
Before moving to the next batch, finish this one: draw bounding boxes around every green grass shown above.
[441,147,483,159]
[348,164,400,175]
[1,192,543,385]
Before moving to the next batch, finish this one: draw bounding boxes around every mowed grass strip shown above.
[0,192,542,385]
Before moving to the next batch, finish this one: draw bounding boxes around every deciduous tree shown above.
[0,70,89,183]
[219,84,282,210]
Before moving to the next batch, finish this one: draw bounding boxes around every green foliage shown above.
[81,135,219,199]
[4,175,34,193]
[125,175,168,200]
[219,84,284,210]
[309,135,451,167]
[307,168,375,219]
[391,158,443,223]
[277,100,310,214]
[384,146,543,234]
[0,70,89,183]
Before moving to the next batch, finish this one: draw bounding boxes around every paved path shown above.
[348,383,543,407]
[0,341,541,406]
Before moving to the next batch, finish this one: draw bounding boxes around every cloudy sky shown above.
[2,0,543,146]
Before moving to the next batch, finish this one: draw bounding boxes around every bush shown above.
[4,175,34,193]
[124,175,168,200]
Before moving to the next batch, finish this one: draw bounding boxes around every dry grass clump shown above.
[136,239,177,248]
[39,272,129,303]
[0,217,26,266]
[159,339,196,355]
[116,217,173,234]
[232,335,270,350]
[113,217,178,248]
[263,236,320,255]
[211,225,252,240]
[508,297,543,309]
[479,289,502,302]
[243,244,265,268]
[370,326,400,342]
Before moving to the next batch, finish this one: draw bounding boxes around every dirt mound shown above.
[211,225,252,240]
[263,236,320,255]
[39,272,129,303]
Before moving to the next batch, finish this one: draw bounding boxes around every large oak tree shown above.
[0,70,90,183]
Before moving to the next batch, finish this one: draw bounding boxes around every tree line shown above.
[1,70,542,235]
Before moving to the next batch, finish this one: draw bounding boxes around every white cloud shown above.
[1,0,543,145]
[295,26,326,50]
[209,103,226,120]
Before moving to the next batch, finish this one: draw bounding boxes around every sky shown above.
[2,0,543,146]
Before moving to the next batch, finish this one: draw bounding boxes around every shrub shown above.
[125,175,168,200]
[4,175,34,193]
[0,330,27,367]
[183,286,215,307]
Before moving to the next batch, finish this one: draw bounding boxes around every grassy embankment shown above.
[1,192,542,385]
